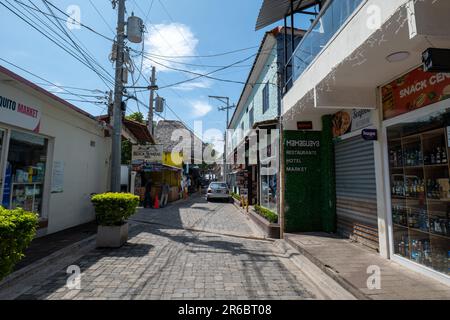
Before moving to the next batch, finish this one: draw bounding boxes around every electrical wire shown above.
[3,0,114,88]
[14,0,115,42]
[0,57,108,112]
[86,0,115,35]
[39,0,114,89]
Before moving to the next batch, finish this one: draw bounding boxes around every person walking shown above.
[160,180,169,208]
[144,179,153,209]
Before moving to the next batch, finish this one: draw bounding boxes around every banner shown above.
[382,66,450,120]
[0,90,42,132]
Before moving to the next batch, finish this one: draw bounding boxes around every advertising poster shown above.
[332,109,372,138]
[382,66,450,120]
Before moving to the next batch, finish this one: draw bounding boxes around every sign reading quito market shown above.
[382,66,450,120]
[0,90,42,132]
[284,131,322,232]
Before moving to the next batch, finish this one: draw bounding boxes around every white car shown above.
[206,182,232,202]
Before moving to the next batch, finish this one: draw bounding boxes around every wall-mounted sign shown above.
[132,144,163,164]
[382,66,450,120]
[297,121,313,130]
[0,90,42,132]
[332,109,372,138]
[51,161,64,193]
[362,129,378,141]
[284,131,322,232]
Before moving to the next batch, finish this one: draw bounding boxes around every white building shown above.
[0,66,111,237]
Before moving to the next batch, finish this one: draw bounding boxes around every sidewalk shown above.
[13,221,97,272]
[284,233,450,300]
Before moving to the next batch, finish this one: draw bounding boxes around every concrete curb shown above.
[284,235,370,300]
[272,240,356,300]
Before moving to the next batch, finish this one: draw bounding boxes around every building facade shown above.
[227,27,304,215]
[0,66,111,237]
[256,0,450,284]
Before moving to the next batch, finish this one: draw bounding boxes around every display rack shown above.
[389,127,450,274]
[10,182,43,214]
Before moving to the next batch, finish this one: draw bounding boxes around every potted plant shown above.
[91,193,139,248]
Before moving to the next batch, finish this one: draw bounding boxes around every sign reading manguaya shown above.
[382,66,450,120]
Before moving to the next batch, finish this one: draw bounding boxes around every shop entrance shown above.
[4,130,48,216]
[0,129,5,202]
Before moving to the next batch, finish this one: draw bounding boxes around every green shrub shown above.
[0,207,38,281]
[91,193,140,226]
[254,205,278,224]
[231,192,241,201]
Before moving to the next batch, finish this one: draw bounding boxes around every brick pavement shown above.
[131,196,260,238]
[17,224,317,300]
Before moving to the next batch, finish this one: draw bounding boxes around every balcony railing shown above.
[286,0,364,93]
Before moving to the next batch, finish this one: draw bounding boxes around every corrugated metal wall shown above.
[335,136,379,251]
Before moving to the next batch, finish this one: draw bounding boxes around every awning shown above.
[255,0,322,31]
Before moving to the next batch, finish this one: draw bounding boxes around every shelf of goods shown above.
[389,127,450,275]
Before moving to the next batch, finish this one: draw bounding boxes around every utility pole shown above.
[110,0,126,192]
[148,66,156,136]
[208,96,235,183]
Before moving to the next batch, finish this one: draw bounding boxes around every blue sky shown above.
[0,0,307,148]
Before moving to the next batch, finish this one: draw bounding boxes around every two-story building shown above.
[227,26,304,214]
[256,0,450,284]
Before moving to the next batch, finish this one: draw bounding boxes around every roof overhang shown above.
[256,0,322,31]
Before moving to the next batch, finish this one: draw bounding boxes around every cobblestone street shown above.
[14,197,331,300]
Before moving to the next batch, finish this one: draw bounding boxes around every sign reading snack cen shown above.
[382,66,450,120]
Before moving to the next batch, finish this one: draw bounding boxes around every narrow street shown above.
[14,197,351,300]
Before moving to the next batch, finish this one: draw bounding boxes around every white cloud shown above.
[143,23,198,72]
[190,100,213,118]
[173,78,212,91]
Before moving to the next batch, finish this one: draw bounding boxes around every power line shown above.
[140,45,260,59]
[14,0,115,42]
[39,0,114,90]
[87,0,115,36]
[3,0,114,88]
[36,83,106,93]
[0,57,108,112]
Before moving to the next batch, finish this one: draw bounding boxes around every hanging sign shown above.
[362,129,378,141]
[0,90,42,132]
[382,66,450,120]
[132,144,163,164]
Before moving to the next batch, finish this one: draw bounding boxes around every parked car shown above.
[206,182,232,202]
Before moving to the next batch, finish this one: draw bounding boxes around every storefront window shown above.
[5,130,48,216]
[0,129,4,201]
[387,109,450,275]
[260,171,277,213]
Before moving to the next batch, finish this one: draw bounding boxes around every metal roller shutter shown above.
[335,136,379,251]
